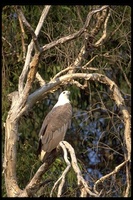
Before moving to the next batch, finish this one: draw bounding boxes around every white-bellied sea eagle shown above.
[37,90,72,162]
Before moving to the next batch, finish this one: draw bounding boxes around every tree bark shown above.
[4,116,22,196]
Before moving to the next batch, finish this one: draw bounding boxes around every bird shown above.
[37,90,72,162]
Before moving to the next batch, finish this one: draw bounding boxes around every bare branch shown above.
[52,59,98,80]
[117,60,131,89]
[93,160,128,194]
[8,53,41,119]
[36,72,46,86]
[19,148,61,197]
[95,10,111,47]
[16,6,41,52]
[72,80,88,90]
[68,45,85,73]
[50,142,71,197]
[124,162,131,197]
[68,6,110,73]
[41,6,109,52]
[17,11,27,60]
[62,141,99,197]
[83,6,109,60]
[20,72,130,163]
[2,36,12,47]
[22,53,41,99]
[18,6,51,94]
[90,7,109,37]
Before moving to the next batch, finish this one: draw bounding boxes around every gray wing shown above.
[38,103,72,153]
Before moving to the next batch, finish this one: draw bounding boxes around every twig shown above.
[2,36,12,47]
[83,6,109,60]
[52,55,98,80]
[95,10,111,47]
[72,80,87,90]
[36,72,46,87]
[62,141,99,197]
[50,142,71,197]
[69,46,85,74]
[69,6,109,73]
[41,6,109,52]
[20,148,61,197]
[93,160,128,194]
[82,55,98,69]
[16,6,41,52]
[17,11,27,59]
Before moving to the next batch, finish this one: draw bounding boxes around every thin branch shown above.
[2,36,12,47]
[36,72,46,87]
[117,60,131,89]
[50,142,71,197]
[82,55,98,69]
[17,5,108,97]
[62,141,99,197]
[90,6,109,38]
[72,80,87,90]
[18,5,51,94]
[68,6,109,74]
[83,6,109,61]
[20,148,61,197]
[95,10,111,47]
[68,45,85,73]
[93,160,128,194]
[124,162,131,197]
[52,62,98,80]
[41,6,109,52]
[16,6,41,52]
[17,11,27,59]
[22,53,41,100]
[57,142,71,197]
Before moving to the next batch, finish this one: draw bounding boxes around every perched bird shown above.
[37,90,72,162]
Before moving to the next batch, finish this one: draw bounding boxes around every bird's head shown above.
[58,90,70,101]
[54,90,71,107]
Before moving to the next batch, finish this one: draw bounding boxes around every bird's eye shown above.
[63,91,65,94]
